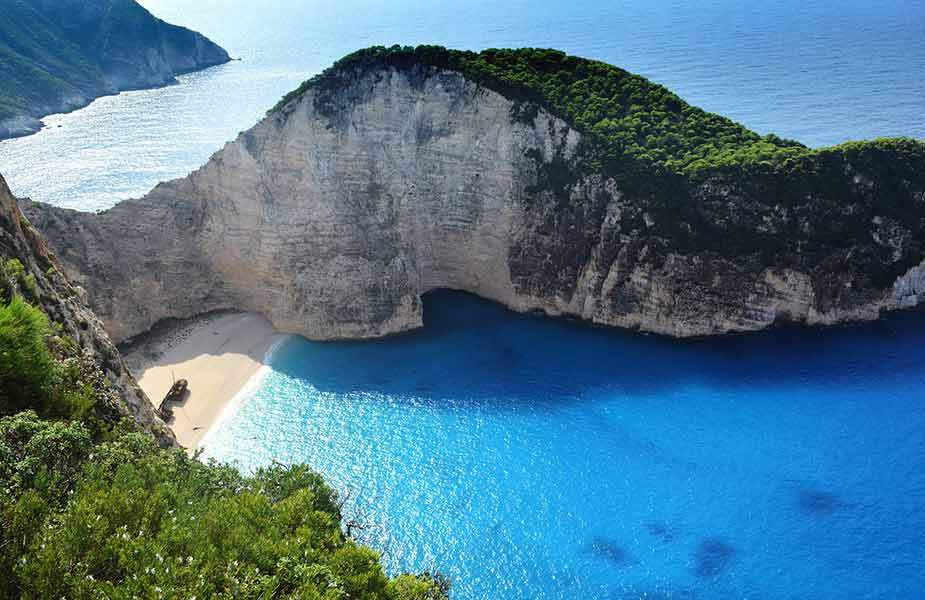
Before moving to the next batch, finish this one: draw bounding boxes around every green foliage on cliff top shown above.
[273,45,925,177]
[0,285,449,598]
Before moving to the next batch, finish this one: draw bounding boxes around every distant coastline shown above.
[1,61,233,140]
[0,0,231,140]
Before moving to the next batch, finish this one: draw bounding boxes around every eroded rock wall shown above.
[22,65,925,342]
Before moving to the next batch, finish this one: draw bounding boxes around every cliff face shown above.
[22,61,925,342]
[0,174,173,444]
[0,0,230,139]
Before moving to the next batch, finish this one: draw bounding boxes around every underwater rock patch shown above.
[798,489,844,514]
[590,538,633,567]
[694,538,735,578]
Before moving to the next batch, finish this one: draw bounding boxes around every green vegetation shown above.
[0,282,102,427]
[2,258,38,299]
[0,278,448,598]
[274,45,925,178]
[0,296,55,413]
[0,412,449,599]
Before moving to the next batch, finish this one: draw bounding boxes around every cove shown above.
[201,290,925,599]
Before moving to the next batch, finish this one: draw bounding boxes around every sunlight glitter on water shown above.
[202,291,925,600]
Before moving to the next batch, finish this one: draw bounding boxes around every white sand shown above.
[124,312,284,449]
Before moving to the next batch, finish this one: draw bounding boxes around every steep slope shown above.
[0,173,173,443]
[23,46,925,342]
[0,0,230,139]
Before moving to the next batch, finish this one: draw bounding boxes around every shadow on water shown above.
[268,289,925,409]
[797,488,846,515]
[694,538,736,578]
[646,522,675,542]
[207,289,925,599]
[588,537,635,567]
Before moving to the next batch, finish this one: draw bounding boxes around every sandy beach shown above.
[122,312,284,449]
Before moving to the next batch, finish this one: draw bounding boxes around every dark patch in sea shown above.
[646,522,674,542]
[798,489,844,515]
[694,538,735,578]
[589,538,633,567]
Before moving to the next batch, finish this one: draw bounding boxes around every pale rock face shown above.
[22,66,925,342]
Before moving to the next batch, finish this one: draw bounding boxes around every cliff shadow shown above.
[264,289,925,411]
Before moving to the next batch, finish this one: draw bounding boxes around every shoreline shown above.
[122,311,285,450]
[0,60,233,142]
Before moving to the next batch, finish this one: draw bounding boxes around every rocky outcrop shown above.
[1,174,174,444]
[22,60,925,342]
[0,0,230,139]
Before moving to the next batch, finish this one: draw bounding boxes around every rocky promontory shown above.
[0,0,230,139]
[22,46,925,342]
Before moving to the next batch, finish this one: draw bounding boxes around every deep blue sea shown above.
[1,1,924,597]
[202,292,925,600]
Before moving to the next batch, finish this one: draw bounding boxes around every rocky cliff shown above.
[21,47,925,342]
[0,174,173,444]
[0,0,230,139]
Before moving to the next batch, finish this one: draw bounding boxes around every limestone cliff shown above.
[0,0,230,139]
[0,174,174,444]
[21,48,925,342]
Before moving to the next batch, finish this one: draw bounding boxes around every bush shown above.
[2,258,39,300]
[0,296,55,415]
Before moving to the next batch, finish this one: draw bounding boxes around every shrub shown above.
[0,296,55,415]
[1,258,39,300]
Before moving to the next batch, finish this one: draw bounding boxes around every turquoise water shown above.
[202,291,925,599]
[1,0,923,209]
